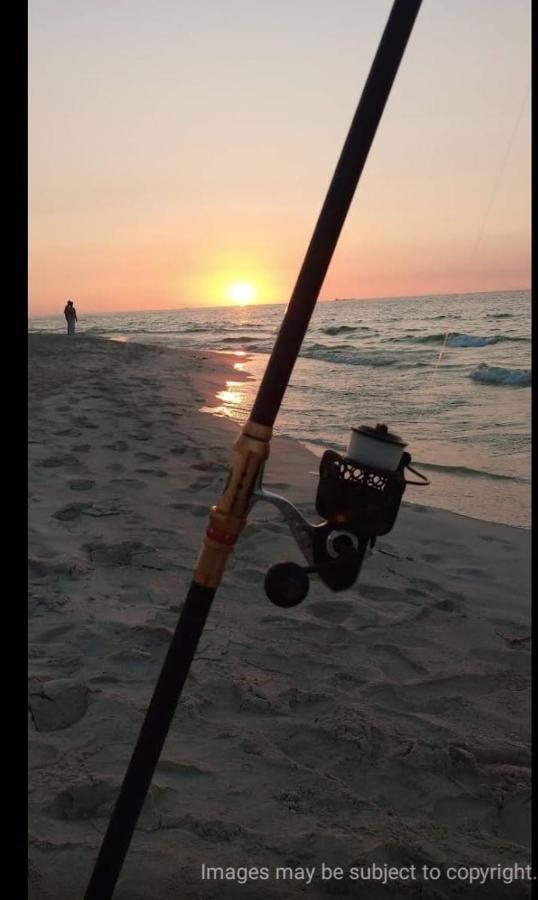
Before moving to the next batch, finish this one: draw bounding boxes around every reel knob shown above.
[264,562,310,607]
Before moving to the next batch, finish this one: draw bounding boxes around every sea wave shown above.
[218,334,273,344]
[82,324,213,335]
[430,313,462,320]
[469,364,531,387]
[321,325,372,336]
[298,343,429,368]
[413,331,528,348]
[80,320,274,337]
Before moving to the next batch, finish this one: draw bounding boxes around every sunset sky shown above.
[29,0,530,316]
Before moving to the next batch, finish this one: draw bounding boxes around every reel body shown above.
[252,424,428,607]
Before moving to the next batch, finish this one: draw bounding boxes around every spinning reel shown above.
[251,423,429,607]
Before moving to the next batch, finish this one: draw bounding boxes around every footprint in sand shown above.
[230,680,278,715]
[131,623,174,645]
[191,461,221,472]
[28,557,84,581]
[260,614,311,629]
[331,669,370,687]
[169,445,188,455]
[410,578,462,602]
[53,427,82,437]
[188,476,214,490]
[421,552,443,563]
[469,646,531,676]
[28,741,60,769]
[170,501,208,517]
[359,582,406,603]
[48,776,118,821]
[433,794,497,830]
[53,502,120,522]
[109,477,147,489]
[418,672,501,700]
[157,758,213,776]
[277,687,332,710]
[84,539,155,566]
[68,479,95,491]
[308,599,354,624]
[274,724,339,768]
[373,643,429,679]
[36,622,74,641]
[454,566,487,578]
[73,416,98,430]
[234,567,262,584]
[28,678,88,732]
[110,647,152,663]
[88,673,122,684]
[432,597,460,612]
[37,454,81,469]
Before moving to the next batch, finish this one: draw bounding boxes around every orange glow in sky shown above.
[28,1,530,317]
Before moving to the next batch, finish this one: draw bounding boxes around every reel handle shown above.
[264,562,310,607]
[263,539,367,607]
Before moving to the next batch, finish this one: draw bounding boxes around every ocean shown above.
[29,290,531,528]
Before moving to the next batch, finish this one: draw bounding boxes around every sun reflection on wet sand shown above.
[200,376,249,421]
[216,380,245,407]
[199,350,258,421]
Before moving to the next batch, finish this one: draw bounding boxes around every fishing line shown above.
[470,82,530,260]
[412,80,530,430]
[413,327,450,428]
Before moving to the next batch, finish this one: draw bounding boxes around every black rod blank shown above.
[84,2,422,896]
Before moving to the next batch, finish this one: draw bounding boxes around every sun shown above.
[226,281,257,306]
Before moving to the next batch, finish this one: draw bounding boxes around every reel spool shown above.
[253,423,429,607]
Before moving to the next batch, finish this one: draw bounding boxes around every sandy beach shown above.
[28,335,531,899]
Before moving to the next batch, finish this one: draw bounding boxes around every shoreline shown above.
[33,332,530,532]
[27,297,532,532]
[182,341,532,533]
[28,334,531,899]
[118,334,530,532]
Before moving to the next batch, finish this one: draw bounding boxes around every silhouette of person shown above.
[64,300,78,335]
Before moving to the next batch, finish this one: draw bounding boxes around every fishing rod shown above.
[84,1,424,896]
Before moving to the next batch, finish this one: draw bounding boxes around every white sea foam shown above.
[470,363,531,386]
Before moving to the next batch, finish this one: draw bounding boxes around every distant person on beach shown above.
[64,300,77,335]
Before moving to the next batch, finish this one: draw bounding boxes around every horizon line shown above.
[28,286,531,319]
